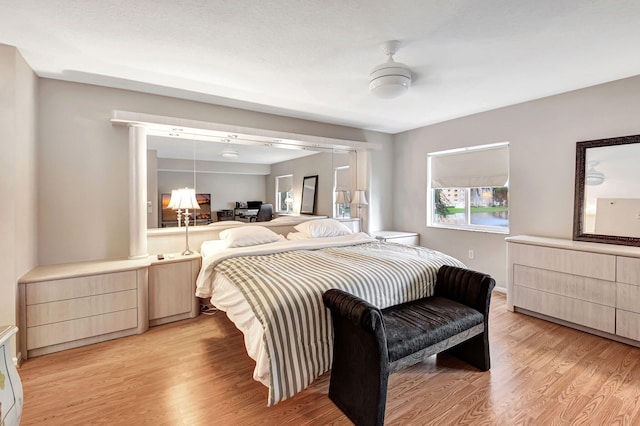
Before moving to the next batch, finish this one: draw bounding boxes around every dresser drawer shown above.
[513,285,615,333]
[26,270,137,305]
[509,243,616,281]
[616,310,640,341]
[513,265,616,306]
[27,309,138,349]
[26,290,138,327]
[617,256,640,286]
[616,283,640,314]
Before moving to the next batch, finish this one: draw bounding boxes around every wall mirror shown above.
[147,136,322,228]
[573,134,640,246]
[332,148,351,218]
[300,175,318,215]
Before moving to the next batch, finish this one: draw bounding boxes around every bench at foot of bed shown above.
[322,264,496,426]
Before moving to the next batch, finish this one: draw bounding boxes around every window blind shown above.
[430,144,509,188]
[335,167,350,191]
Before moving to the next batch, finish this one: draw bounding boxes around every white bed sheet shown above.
[209,271,271,386]
[197,233,377,388]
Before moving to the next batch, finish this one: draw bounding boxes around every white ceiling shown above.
[2,0,640,134]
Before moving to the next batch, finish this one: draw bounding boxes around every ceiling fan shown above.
[368,40,413,99]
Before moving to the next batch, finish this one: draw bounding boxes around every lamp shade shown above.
[169,188,201,210]
[335,190,348,204]
[167,189,181,209]
[352,190,368,206]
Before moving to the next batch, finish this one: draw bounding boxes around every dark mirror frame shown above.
[300,175,318,215]
[573,134,640,246]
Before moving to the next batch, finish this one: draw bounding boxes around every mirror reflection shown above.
[574,135,640,245]
[147,136,352,228]
[300,175,319,215]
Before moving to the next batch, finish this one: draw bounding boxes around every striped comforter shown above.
[197,235,465,405]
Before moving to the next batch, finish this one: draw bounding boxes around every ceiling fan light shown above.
[586,170,604,185]
[369,69,412,98]
[369,49,412,99]
[221,148,239,159]
[586,160,605,186]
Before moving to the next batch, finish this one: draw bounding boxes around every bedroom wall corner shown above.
[0,45,38,355]
[365,132,394,233]
[392,74,640,291]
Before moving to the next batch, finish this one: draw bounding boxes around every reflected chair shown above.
[251,203,273,222]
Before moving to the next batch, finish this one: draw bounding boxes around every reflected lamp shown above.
[169,187,201,255]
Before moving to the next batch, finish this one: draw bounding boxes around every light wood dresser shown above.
[148,252,201,326]
[18,258,149,359]
[507,235,640,346]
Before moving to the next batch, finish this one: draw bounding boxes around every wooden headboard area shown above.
[147,216,327,255]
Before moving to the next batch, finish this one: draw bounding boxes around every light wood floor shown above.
[18,292,640,425]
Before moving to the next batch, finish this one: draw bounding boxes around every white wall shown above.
[268,152,333,216]
[36,78,389,264]
[394,75,640,289]
[0,45,37,341]
[158,170,267,213]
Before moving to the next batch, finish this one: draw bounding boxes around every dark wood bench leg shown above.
[435,265,494,371]
[444,329,491,371]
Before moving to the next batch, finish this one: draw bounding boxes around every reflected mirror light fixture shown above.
[352,189,368,218]
[221,148,239,159]
[169,187,201,255]
[586,161,605,186]
[369,40,412,99]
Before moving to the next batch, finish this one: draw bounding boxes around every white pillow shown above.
[286,231,310,240]
[200,239,227,257]
[219,226,284,248]
[294,219,353,238]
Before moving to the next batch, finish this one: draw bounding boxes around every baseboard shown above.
[493,285,507,294]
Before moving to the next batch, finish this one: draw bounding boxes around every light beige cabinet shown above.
[507,235,640,346]
[18,259,149,360]
[148,253,201,326]
[373,231,419,245]
[615,256,640,340]
[18,253,202,360]
[336,218,361,233]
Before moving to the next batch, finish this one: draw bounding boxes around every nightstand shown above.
[373,231,419,246]
[148,252,201,326]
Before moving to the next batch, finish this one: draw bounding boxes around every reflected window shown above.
[427,142,509,233]
[276,174,293,213]
[334,166,350,218]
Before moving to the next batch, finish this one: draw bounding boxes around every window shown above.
[427,142,509,233]
[275,174,293,213]
[333,166,351,218]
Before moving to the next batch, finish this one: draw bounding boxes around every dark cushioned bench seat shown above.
[323,265,495,426]
[384,296,485,371]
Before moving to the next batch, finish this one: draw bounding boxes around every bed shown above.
[194,220,465,406]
